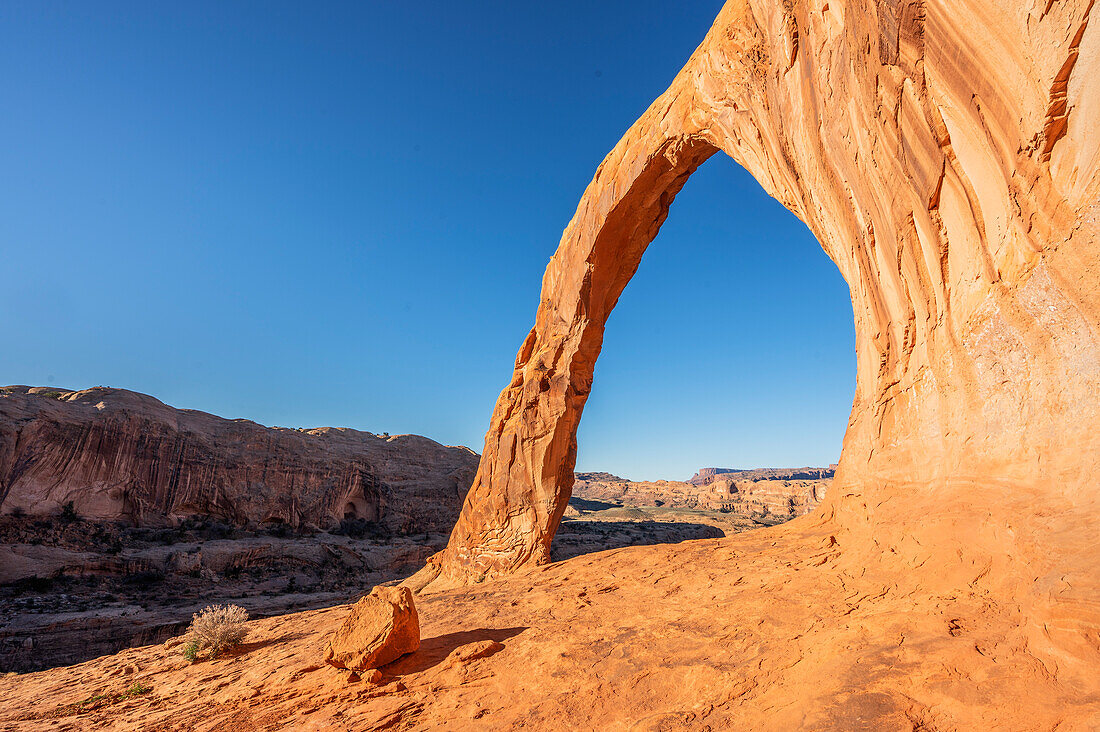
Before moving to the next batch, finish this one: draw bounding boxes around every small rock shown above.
[323,586,420,671]
[446,639,504,667]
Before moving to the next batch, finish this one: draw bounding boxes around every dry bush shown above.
[184,604,249,660]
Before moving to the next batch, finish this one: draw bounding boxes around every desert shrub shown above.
[182,639,199,663]
[124,681,151,697]
[123,569,165,587]
[35,389,66,400]
[332,516,370,538]
[60,501,78,522]
[184,604,249,660]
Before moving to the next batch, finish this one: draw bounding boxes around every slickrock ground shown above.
[3,496,1097,730]
[2,491,757,672]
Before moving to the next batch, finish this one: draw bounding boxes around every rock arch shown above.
[424,0,1100,589]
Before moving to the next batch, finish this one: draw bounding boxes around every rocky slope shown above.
[3,502,1098,730]
[0,515,443,673]
[0,386,478,534]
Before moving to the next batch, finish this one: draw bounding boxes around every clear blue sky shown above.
[0,2,855,480]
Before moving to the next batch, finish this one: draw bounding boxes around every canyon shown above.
[1,385,819,672]
[0,385,479,533]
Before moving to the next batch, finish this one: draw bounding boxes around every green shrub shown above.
[123,681,151,697]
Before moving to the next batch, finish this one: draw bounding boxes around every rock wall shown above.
[428,0,1100,587]
[687,466,834,485]
[0,386,478,535]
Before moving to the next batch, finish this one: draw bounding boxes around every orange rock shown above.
[445,640,504,667]
[0,385,477,534]
[322,586,420,671]
[427,0,1100,597]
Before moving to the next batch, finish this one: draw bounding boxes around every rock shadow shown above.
[220,631,308,659]
[568,497,623,512]
[550,519,725,562]
[384,626,527,676]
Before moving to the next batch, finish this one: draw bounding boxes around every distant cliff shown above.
[0,386,478,535]
[687,466,835,486]
[573,466,833,524]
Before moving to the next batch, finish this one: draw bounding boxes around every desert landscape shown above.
[3,0,1099,729]
[1,385,823,674]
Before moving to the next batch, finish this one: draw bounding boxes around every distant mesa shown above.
[686,466,835,486]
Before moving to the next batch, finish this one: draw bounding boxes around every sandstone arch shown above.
[423,0,1100,590]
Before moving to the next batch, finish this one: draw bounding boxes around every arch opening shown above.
[418,0,1100,594]
[572,155,855,489]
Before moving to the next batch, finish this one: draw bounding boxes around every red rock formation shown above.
[2,3,1099,724]
[323,586,420,671]
[0,386,478,534]
[687,466,833,485]
[428,0,1100,596]
[572,471,829,522]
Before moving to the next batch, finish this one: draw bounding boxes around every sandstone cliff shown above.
[0,386,478,535]
[429,0,1100,602]
[687,465,834,485]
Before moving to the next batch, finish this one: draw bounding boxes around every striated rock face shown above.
[323,586,420,671]
[431,0,1100,592]
[0,386,478,534]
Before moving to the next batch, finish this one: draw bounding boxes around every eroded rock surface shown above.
[430,0,1100,612]
[0,386,478,534]
[323,586,420,671]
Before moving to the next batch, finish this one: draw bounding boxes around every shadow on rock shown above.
[384,626,527,676]
[551,520,724,561]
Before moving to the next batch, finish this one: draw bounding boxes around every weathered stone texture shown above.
[431,0,1100,600]
[0,386,478,534]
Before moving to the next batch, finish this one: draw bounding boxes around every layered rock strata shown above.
[0,386,478,534]
[428,0,1100,610]
[573,468,831,522]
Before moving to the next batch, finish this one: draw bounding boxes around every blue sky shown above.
[0,2,855,480]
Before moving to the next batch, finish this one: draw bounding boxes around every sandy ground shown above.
[2,480,1098,731]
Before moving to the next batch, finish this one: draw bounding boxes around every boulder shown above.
[323,586,420,671]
